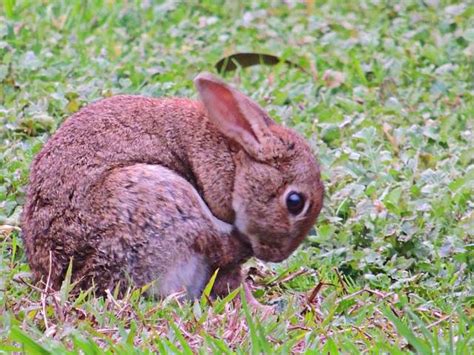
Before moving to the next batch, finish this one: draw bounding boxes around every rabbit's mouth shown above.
[245,234,299,263]
[253,245,293,263]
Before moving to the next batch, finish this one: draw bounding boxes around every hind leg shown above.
[80,163,234,298]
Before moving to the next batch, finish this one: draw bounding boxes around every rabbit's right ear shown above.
[194,72,275,158]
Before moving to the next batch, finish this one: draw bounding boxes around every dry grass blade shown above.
[334,268,348,294]
[307,281,333,304]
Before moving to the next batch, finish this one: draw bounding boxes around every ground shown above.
[0,0,473,353]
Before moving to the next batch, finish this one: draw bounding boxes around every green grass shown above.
[1,0,473,353]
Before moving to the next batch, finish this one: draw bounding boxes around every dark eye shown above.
[286,192,305,215]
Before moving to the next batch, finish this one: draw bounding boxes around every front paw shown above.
[242,280,276,317]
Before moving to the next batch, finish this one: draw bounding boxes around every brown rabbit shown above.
[21,73,324,298]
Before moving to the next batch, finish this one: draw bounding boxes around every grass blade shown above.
[200,268,219,308]
[169,320,194,355]
[383,307,431,354]
[3,0,15,19]
[10,326,51,355]
[240,287,272,354]
[213,285,240,314]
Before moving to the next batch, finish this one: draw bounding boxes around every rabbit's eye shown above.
[286,192,305,215]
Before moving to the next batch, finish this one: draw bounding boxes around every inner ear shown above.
[194,72,274,157]
[201,80,260,143]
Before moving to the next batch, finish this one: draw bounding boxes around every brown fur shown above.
[21,73,324,297]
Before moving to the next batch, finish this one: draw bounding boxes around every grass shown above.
[0,0,473,353]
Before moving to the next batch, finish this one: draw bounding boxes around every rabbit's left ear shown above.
[194,72,275,158]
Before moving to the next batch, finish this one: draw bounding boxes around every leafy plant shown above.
[0,0,472,352]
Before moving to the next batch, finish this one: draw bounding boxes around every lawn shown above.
[0,0,473,353]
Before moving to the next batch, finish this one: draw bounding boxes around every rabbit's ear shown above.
[194,72,274,157]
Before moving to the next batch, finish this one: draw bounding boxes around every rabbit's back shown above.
[21,95,235,288]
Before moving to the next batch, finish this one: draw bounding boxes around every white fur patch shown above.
[148,253,209,299]
[232,195,261,248]
[232,195,249,235]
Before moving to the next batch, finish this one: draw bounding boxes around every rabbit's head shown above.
[195,73,324,263]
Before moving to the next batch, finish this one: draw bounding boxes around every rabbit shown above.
[21,72,324,298]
